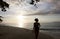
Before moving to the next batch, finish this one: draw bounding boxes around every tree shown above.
[36,0,40,3]
[0,16,3,23]
[0,0,9,12]
[30,0,40,5]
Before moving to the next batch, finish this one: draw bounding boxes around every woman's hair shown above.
[35,18,39,21]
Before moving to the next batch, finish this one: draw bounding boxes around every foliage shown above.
[0,0,9,12]
[30,0,40,5]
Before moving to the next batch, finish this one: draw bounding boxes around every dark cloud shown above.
[52,9,60,14]
[26,9,60,16]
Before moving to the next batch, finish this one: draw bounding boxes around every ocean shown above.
[1,15,60,30]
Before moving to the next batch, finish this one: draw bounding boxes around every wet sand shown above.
[0,25,54,39]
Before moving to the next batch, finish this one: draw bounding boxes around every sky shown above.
[0,0,60,15]
[0,0,60,26]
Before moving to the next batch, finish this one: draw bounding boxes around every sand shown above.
[0,25,54,39]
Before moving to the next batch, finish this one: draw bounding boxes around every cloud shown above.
[26,9,60,16]
[0,0,60,16]
[25,0,60,15]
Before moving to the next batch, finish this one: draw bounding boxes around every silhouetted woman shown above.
[33,18,41,39]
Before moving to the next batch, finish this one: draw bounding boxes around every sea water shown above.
[1,15,60,30]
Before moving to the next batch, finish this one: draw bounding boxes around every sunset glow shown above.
[17,15,25,28]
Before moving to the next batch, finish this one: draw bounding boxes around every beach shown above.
[0,24,55,39]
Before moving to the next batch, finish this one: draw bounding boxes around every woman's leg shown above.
[35,30,39,39]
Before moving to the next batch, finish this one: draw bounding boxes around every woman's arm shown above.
[39,23,41,29]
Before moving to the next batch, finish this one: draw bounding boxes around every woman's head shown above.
[35,18,39,22]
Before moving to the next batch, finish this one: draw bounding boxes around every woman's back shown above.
[34,22,40,29]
